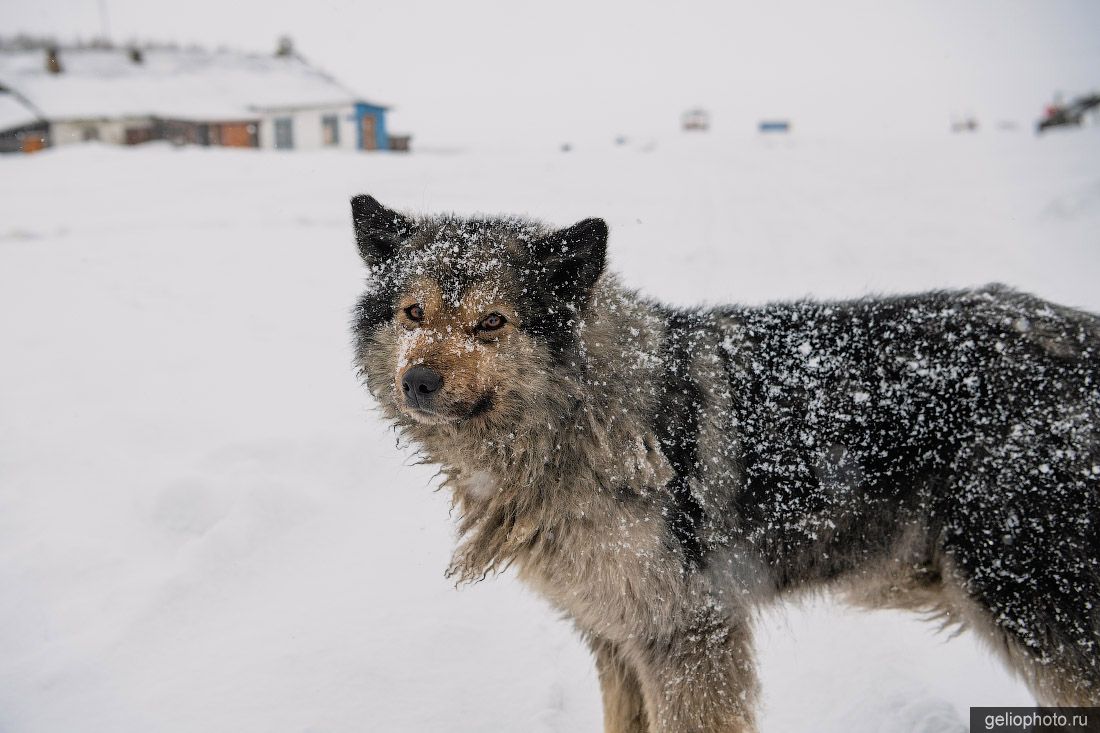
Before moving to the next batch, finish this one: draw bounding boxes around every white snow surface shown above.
[2,131,1099,732]
[0,47,377,122]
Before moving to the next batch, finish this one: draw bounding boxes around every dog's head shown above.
[350,195,607,427]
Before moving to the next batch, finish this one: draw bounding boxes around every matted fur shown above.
[349,195,1100,732]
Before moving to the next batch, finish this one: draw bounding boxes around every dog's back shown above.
[687,284,1100,702]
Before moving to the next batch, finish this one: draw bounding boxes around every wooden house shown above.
[0,44,408,153]
[252,100,389,152]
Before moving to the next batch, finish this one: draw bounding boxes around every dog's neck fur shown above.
[396,275,674,583]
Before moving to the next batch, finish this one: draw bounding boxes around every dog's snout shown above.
[402,365,443,407]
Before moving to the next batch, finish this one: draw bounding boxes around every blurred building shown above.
[681,108,710,132]
[0,42,411,153]
[0,82,47,152]
[758,120,791,134]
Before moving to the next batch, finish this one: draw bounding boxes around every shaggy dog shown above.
[349,195,1100,732]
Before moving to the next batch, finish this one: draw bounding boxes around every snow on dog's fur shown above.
[349,195,1100,732]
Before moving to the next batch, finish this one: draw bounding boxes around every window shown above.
[274,117,294,150]
[321,115,339,146]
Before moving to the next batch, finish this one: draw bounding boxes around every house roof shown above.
[0,47,387,126]
[0,90,42,130]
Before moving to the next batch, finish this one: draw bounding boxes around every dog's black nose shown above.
[402,365,443,407]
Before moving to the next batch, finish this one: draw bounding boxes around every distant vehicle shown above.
[681,108,710,132]
[758,120,790,134]
[950,116,979,133]
[1037,93,1100,134]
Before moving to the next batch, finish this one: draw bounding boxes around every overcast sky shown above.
[7,0,1100,147]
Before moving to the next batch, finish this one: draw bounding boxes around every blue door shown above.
[274,117,294,149]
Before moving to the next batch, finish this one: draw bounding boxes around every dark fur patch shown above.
[468,392,495,419]
[350,195,414,266]
[656,310,709,570]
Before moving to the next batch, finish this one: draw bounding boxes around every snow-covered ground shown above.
[1,131,1098,732]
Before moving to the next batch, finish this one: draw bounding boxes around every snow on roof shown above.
[0,47,386,124]
[0,90,41,130]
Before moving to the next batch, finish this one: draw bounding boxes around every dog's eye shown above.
[404,304,424,322]
[476,313,507,332]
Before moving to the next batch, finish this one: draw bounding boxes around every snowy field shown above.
[1,131,1099,732]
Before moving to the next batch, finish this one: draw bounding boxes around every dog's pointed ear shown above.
[534,217,608,306]
[350,195,414,266]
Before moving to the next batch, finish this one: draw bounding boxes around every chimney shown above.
[45,45,63,74]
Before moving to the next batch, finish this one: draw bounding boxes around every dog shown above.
[349,194,1100,732]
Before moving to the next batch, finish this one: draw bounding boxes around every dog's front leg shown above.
[589,636,650,733]
[629,615,759,733]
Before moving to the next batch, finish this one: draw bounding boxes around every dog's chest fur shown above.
[454,466,690,641]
